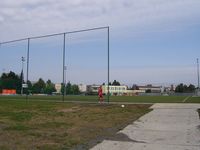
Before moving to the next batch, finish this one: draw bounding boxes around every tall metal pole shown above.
[26,38,30,101]
[197,58,200,89]
[107,27,110,103]
[64,66,67,98]
[21,56,25,95]
[62,33,66,101]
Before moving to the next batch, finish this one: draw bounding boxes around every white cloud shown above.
[0,0,199,86]
[0,16,4,22]
[0,0,200,41]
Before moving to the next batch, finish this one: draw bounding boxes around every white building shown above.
[138,84,162,93]
[102,85,127,96]
[55,83,62,94]
[78,84,87,93]
[86,85,128,96]
[86,85,100,94]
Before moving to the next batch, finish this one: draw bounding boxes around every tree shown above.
[44,79,56,95]
[175,83,184,93]
[112,80,120,86]
[32,78,46,94]
[61,82,80,95]
[66,82,72,94]
[27,80,32,89]
[71,85,80,95]
[175,83,196,93]
[188,84,195,92]
[0,71,21,94]
[61,83,65,95]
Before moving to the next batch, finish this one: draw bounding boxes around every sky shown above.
[0,0,200,87]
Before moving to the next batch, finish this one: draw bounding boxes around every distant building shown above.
[78,84,87,93]
[55,83,62,94]
[1,89,16,95]
[170,84,175,91]
[132,89,145,95]
[138,84,162,93]
[86,85,100,95]
[102,85,127,96]
[86,85,128,96]
[76,84,163,96]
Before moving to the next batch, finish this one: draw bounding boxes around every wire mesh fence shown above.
[0,27,110,102]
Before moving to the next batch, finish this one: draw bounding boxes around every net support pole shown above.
[197,58,200,89]
[107,27,110,103]
[62,33,66,101]
[26,38,30,102]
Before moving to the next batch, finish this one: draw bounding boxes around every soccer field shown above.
[0,95,199,103]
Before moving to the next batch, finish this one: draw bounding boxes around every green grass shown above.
[186,96,200,103]
[110,95,190,103]
[0,111,33,123]
[0,95,199,149]
[1,95,200,103]
[0,99,151,150]
[5,124,31,131]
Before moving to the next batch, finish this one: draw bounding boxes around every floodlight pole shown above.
[197,58,200,89]
[62,33,66,101]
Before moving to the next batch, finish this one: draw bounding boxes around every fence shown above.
[0,26,110,102]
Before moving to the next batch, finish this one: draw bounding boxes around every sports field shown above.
[0,95,199,103]
[0,95,199,149]
[0,99,151,150]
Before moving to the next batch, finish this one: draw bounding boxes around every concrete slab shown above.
[90,104,200,150]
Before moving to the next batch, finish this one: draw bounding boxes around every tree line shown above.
[175,83,196,93]
[1,72,196,95]
[0,71,22,94]
[0,71,56,94]
[0,71,82,95]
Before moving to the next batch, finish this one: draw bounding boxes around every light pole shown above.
[21,56,25,95]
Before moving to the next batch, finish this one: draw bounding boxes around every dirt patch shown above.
[58,106,81,113]
[0,121,8,130]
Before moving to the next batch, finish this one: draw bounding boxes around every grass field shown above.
[0,99,151,150]
[0,95,199,149]
[0,95,200,103]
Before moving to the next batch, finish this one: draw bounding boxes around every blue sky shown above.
[0,0,200,86]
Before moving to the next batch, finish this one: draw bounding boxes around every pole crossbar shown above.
[0,26,109,45]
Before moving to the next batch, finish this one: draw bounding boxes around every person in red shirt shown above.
[98,86,103,103]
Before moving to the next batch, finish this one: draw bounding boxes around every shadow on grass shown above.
[105,132,146,143]
[73,124,146,150]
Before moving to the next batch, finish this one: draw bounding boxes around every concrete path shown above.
[91,104,200,150]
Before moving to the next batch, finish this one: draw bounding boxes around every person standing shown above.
[98,86,103,103]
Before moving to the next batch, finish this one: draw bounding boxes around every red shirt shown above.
[98,87,103,96]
